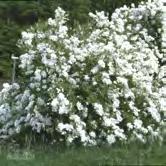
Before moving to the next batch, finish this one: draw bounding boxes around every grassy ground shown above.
[0,142,166,166]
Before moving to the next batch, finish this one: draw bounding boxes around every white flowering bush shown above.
[0,0,166,146]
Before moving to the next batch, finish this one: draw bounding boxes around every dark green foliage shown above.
[0,1,40,78]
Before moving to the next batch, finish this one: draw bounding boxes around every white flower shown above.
[103,117,118,127]
[49,35,58,41]
[114,128,126,140]
[127,123,133,130]
[21,31,34,45]
[134,119,143,129]
[79,130,89,143]
[98,59,105,68]
[135,133,145,142]
[107,134,116,144]
[58,105,69,114]
[113,99,120,108]
[70,114,81,123]
[22,31,34,40]
[89,131,96,138]
[1,83,11,93]
[48,18,56,26]
[91,66,99,74]
[76,102,84,111]
[84,75,90,81]
[147,107,161,122]
[93,103,104,116]
[102,72,112,85]
[34,69,42,81]
[58,123,73,133]
[51,93,70,114]
[51,98,58,109]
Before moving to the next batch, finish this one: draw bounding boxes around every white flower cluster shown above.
[0,2,165,145]
[51,93,70,114]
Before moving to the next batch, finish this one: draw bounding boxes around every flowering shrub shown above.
[0,0,166,146]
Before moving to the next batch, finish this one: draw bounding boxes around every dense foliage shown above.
[0,0,165,146]
[0,0,146,78]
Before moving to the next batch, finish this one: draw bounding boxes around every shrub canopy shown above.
[0,0,165,146]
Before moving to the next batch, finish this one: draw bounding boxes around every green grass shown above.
[0,142,166,166]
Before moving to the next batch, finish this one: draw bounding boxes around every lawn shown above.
[0,141,166,166]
